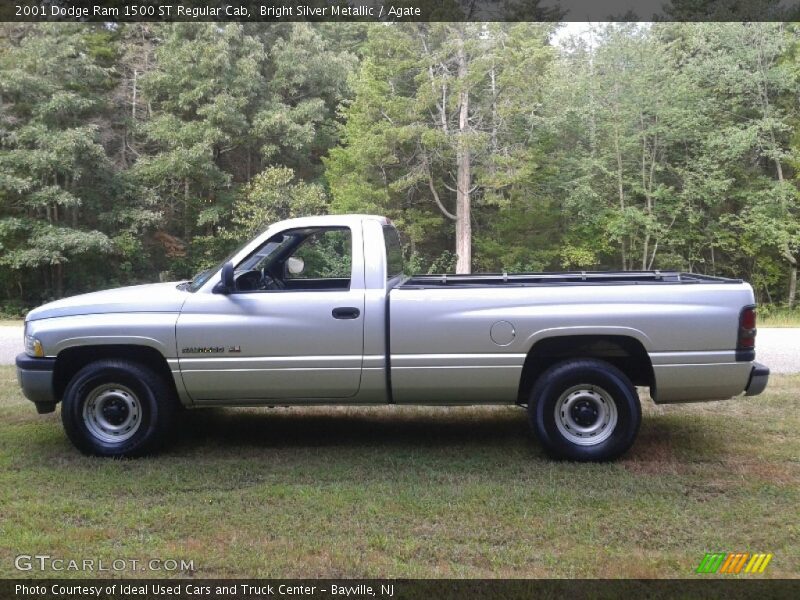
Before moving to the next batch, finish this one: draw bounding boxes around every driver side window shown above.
[234,226,352,293]
[287,229,351,281]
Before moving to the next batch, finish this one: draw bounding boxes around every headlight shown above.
[24,334,44,358]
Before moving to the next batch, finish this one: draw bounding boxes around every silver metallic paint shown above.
[17,214,766,408]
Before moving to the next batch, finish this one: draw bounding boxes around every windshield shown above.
[183,233,295,292]
[184,238,253,292]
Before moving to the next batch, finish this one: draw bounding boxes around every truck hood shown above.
[26,282,190,321]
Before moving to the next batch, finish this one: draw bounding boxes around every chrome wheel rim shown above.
[554,385,618,446]
[82,384,142,444]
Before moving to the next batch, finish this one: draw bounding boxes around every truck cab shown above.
[175,215,396,404]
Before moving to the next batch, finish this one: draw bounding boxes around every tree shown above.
[0,24,115,301]
[133,23,265,258]
[133,23,356,277]
[542,23,719,273]
[224,166,328,241]
[327,23,479,272]
[327,23,554,274]
[681,23,799,304]
[2,22,800,310]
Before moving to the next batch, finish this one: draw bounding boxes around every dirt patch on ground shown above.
[724,458,800,486]
[620,424,687,476]
[682,481,728,503]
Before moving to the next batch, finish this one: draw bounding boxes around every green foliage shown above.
[289,229,352,279]
[228,167,329,240]
[326,23,558,273]
[1,23,799,307]
[0,24,115,299]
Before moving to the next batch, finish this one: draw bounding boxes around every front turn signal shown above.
[25,335,44,358]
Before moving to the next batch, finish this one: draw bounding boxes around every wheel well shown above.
[53,345,176,401]
[517,335,654,405]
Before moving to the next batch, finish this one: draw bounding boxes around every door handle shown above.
[332,307,360,320]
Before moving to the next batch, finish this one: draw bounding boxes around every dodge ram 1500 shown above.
[16,214,770,460]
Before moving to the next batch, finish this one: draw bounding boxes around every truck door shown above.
[176,226,364,402]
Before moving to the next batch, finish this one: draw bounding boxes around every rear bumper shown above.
[744,362,770,397]
[15,353,57,413]
[651,359,770,403]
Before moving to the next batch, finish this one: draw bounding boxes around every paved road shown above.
[756,328,800,374]
[1,324,798,372]
[0,326,22,366]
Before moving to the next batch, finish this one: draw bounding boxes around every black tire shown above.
[61,359,177,457]
[528,359,641,462]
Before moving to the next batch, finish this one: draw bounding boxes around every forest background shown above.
[1,22,799,314]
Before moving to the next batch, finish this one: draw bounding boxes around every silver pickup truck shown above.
[16,214,769,461]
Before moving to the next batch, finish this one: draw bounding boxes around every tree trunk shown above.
[611,76,626,271]
[785,246,797,308]
[132,69,138,120]
[613,124,626,270]
[455,30,471,275]
[127,68,137,164]
[773,158,796,307]
[55,262,63,298]
[640,113,651,270]
[490,58,498,158]
[183,178,191,240]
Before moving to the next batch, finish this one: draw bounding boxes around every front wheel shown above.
[528,359,641,461]
[61,360,176,457]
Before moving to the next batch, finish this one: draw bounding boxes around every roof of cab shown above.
[268,214,389,231]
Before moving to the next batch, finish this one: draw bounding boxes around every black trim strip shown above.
[384,292,394,404]
[400,270,743,289]
[745,362,770,396]
[15,353,56,371]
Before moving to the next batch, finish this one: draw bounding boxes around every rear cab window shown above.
[383,224,404,281]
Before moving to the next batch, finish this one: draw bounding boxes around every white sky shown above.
[550,22,655,49]
[550,22,594,46]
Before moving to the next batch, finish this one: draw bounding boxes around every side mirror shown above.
[220,261,235,293]
[287,256,305,276]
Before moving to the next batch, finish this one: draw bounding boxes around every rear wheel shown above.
[61,359,176,457]
[528,359,640,461]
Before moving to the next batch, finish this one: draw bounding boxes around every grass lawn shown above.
[0,365,798,579]
[760,308,800,328]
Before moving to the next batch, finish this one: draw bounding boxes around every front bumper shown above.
[744,362,770,397]
[15,353,57,413]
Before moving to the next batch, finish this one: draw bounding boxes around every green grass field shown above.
[0,365,798,579]
[760,308,800,328]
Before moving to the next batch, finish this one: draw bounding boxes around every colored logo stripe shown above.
[745,553,773,573]
[696,553,726,573]
[697,553,772,574]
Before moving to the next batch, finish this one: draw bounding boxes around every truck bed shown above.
[388,271,755,405]
[399,271,743,288]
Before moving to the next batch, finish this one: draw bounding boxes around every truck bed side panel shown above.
[388,283,755,404]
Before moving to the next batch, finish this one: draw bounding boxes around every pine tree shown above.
[0,24,115,301]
